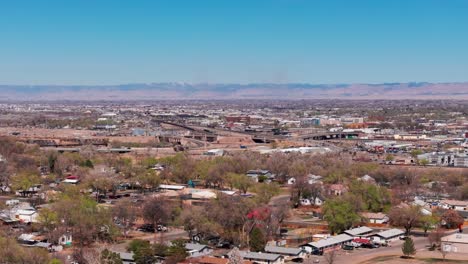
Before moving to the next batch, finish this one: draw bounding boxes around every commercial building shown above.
[441,233,468,253]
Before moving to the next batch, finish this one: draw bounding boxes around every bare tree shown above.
[389,205,423,235]
[113,199,138,238]
[324,250,337,264]
[440,243,450,262]
[142,196,171,242]
[428,228,446,249]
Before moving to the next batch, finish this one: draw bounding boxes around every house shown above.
[361,212,389,224]
[0,213,19,226]
[288,175,323,186]
[358,175,376,184]
[302,234,353,254]
[185,243,213,257]
[58,232,73,246]
[116,252,136,264]
[203,149,225,156]
[34,242,54,252]
[246,170,275,183]
[264,246,305,259]
[373,229,405,241]
[441,233,468,253]
[17,233,38,245]
[300,197,324,206]
[159,184,185,191]
[343,226,373,237]
[241,251,284,264]
[401,199,432,216]
[190,190,217,200]
[15,184,42,196]
[307,175,323,184]
[326,184,347,196]
[439,199,468,211]
[63,175,80,184]
[14,206,38,223]
[17,231,71,251]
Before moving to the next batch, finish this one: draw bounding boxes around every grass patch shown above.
[361,255,399,263]
[421,258,467,263]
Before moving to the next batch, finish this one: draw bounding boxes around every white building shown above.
[185,243,213,258]
[439,200,468,211]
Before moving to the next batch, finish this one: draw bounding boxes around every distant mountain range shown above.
[1,82,468,101]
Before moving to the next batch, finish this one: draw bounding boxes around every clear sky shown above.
[1,0,467,85]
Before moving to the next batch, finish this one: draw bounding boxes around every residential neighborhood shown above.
[0,100,468,264]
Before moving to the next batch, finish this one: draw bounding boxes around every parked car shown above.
[157,225,168,232]
[342,244,354,251]
[361,242,380,249]
[216,240,233,249]
[291,258,304,263]
[137,224,155,233]
[399,235,409,240]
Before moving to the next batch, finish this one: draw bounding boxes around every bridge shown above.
[299,132,361,141]
[25,138,108,147]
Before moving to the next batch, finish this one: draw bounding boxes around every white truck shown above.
[371,236,388,246]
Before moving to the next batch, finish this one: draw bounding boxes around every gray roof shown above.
[185,243,209,252]
[343,226,373,236]
[264,246,303,256]
[442,233,468,244]
[117,252,134,261]
[241,252,282,261]
[34,242,52,248]
[306,234,353,249]
[375,229,404,239]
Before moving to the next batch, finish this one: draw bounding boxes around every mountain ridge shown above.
[1,82,467,101]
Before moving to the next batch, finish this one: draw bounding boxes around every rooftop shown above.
[264,246,303,255]
[307,234,353,249]
[440,199,468,207]
[361,212,388,220]
[185,243,209,252]
[343,226,373,236]
[375,229,404,239]
[241,252,282,261]
[442,233,468,244]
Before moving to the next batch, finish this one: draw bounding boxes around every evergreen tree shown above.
[402,237,416,258]
[84,159,94,168]
[249,227,266,252]
[101,249,123,264]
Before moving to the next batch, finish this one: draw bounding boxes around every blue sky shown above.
[1,0,467,85]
